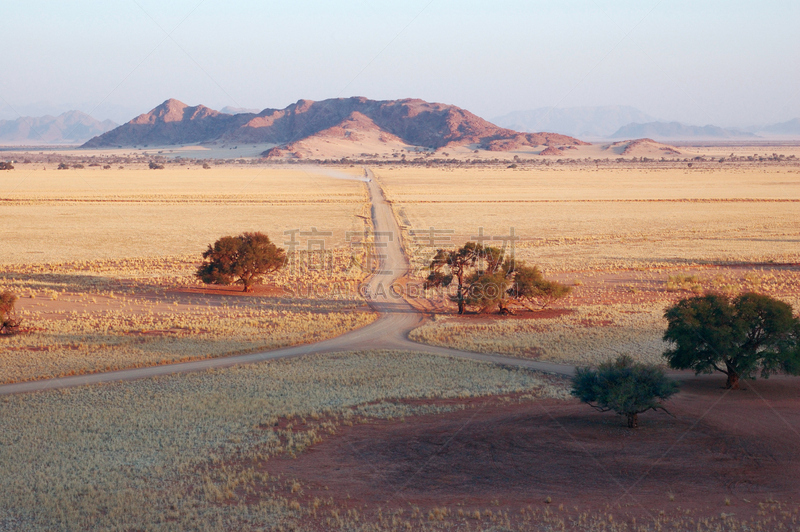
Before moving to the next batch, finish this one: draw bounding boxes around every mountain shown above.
[82,99,248,147]
[611,121,757,140]
[0,111,117,144]
[492,106,657,138]
[83,97,588,156]
[758,118,800,136]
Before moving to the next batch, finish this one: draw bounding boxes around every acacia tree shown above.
[196,232,286,292]
[424,242,485,314]
[0,291,21,335]
[571,355,679,428]
[663,292,800,389]
[426,242,572,315]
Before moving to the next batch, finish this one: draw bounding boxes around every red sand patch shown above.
[259,375,800,528]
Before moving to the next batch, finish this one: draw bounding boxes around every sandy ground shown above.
[259,374,800,529]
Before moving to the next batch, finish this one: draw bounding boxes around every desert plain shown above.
[1,148,800,530]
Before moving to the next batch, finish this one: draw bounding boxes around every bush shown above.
[149,161,165,170]
[0,161,14,170]
[571,355,679,428]
[57,162,69,170]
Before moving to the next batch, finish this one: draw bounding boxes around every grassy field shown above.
[0,167,377,382]
[378,166,800,364]
[0,350,567,530]
[379,166,800,271]
[0,166,368,263]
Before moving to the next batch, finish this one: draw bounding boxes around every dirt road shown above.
[0,169,574,396]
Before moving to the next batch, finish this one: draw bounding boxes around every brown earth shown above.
[259,375,800,529]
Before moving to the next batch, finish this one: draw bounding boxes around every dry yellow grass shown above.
[0,250,375,383]
[379,166,800,272]
[0,167,368,263]
[383,166,800,364]
[0,167,378,382]
[0,350,567,530]
[410,303,668,366]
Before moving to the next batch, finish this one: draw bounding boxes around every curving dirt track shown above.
[0,168,573,396]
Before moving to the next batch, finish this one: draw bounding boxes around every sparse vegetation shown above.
[0,167,376,382]
[663,292,800,389]
[571,354,679,427]
[0,350,566,530]
[0,253,375,383]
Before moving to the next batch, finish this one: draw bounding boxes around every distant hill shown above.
[83,98,588,157]
[0,111,117,144]
[493,106,657,138]
[603,138,682,157]
[758,118,800,136]
[611,121,757,140]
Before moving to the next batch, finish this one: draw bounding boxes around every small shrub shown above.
[571,355,679,428]
[665,274,701,293]
[149,161,165,170]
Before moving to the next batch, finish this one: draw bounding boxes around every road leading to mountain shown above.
[0,169,574,396]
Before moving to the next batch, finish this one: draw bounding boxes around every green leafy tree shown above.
[196,232,286,292]
[0,291,21,335]
[424,242,484,314]
[663,292,800,389]
[571,355,679,428]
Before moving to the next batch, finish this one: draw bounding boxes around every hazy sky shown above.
[1,0,798,126]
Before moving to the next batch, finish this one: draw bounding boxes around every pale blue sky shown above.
[1,0,797,126]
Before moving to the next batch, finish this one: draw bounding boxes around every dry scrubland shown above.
[0,167,376,382]
[0,350,567,531]
[377,166,800,364]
